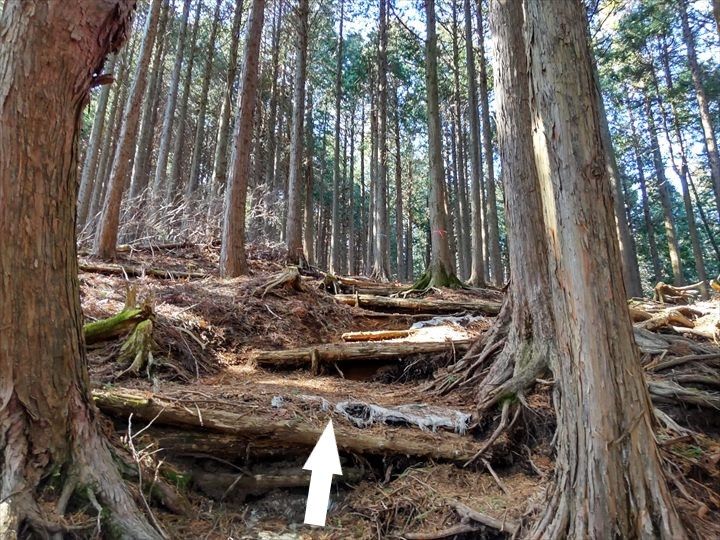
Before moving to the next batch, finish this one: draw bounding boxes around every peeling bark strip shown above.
[0,0,161,537]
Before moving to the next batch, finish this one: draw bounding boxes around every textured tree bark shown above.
[476,1,503,286]
[166,0,202,203]
[220,0,266,277]
[330,0,345,274]
[432,0,557,407]
[524,0,686,536]
[714,0,720,36]
[153,0,193,201]
[643,91,685,286]
[679,0,720,218]
[0,1,161,536]
[77,53,118,228]
[285,0,310,264]
[372,0,391,280]
[420,0,460,289]
[463,0,485,287]
[94,0,163,259]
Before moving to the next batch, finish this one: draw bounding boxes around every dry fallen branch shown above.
[450,500,519,535]
[79,260,207,280]
[341,329,414,342]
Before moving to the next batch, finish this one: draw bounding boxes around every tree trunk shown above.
[166,0,202,203]
[261,1,284,241]
[406,156,414,281]
[330,0,345,274]
[372,0,391,280]
[0,1,162,536]
[591,58,643,297]
[643,91,684,286]
[129,0,170,201]
[207,0,245,225]
[88,44,135,232]
[185,0,222,207]
[450,14,471,280]
[627,97,663,283]
[220,0,266,277]
[77,54,117,228]
[394,82,404,280]
[476,1,502,285]
[285,0,310,264]
[448,101,466,277]
[153,0,194,202]
[348,106,357,273]
[463,0,485,287]
[656,42,708,297]
[419,0,460,289]
[366,75,377,275]
[524,0,686,536]
[303,88,316,265]
[679,0,720,218]
[94,0,164,259]
[435,0,557,410]
[359,102,367,272]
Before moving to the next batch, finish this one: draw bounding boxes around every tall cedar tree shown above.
[94,0,163,259]
[523,0,685,535]
[0,0,162,536]
[285,0,311,263]
[221,0,266,276]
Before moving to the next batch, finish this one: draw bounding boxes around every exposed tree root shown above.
[409,266,464,292]
[117,319,155,377]
[0,394,163,540]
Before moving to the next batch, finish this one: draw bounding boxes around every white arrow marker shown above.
[303,420,343,526]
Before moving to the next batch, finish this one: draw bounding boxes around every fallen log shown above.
[334,294,501,315]
[253,339,473,369]
[322,274,409,296]
[83,294,153,345]
[192,467,365,500]
[79,260,207,280]
[341,329,413,342]
[93,389,504,464]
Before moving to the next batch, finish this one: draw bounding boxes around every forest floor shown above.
[78,243,720,539]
